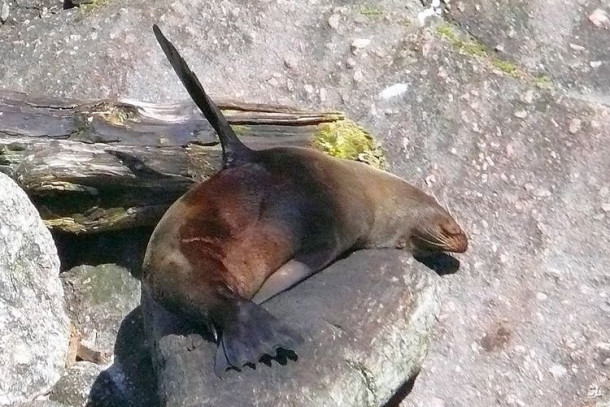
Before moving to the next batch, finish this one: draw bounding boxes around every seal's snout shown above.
[441,221,468,253]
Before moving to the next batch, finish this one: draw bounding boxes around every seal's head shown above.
[409,208,468,254]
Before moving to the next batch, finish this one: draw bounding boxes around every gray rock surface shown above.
[0,0,609,406]
[57,264,157,407]
[61,264,140,353]
[14,400,69,407]
[143,250,440,407]
[50,362,104,407]
[0,173,70,405]
[445,0,610,100]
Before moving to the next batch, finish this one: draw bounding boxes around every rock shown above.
[49,363,105,407]
[143,250,440,407]
[61,264,141,353]
[58,264,157,406]
[283,56,297,70]
[588,9,609,29]
[514,110,528,119]
[83,308,158,407]
[351,38,371,51]
[0,173,70,405]
[379,83,409,100]
[327,13,340,30]
[549,364,568,379]
[303,84,314,94]
[13,401,69,407]
[353,68,364,82]
[345,57,357,69]
[0,2,9,23]
[568,118,582,134]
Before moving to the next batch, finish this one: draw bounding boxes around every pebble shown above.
[534,188,551,198]
[319,88,327,103]
[286,79,295,92]
[589,8,609,28]
[328,14,340,30]
[345,57,357,69]
[284,56,297,70]
[601,203,610,213]
[536,292,548,301]
[590,61,603,68]
[514,110,528,119]
[351,38,371,51]
[0,2,9,23]
[353,68,364,82]
[521,89,534,104]
[304,84,314,94]
[595,342,610,355]
[378,83,409,100]
[568,118,582,134]
[549,364,567,379]
[569,43,586,52]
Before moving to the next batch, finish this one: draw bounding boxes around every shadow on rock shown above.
[384,374,418,407]
[86,307,159,407]
[414,253,461,276]
[54,227,153,278]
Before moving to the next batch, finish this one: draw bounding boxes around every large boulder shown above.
[0,173,70,404]
[143,250,441,407]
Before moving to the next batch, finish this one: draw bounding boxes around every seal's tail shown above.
[212,297,303,377]
[152,24,252,168]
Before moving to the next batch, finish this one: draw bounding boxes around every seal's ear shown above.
[152,24,252,168]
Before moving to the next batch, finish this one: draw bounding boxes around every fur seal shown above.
[144,24,468,376]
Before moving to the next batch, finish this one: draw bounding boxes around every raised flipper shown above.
[211,289,303,377]
[152,24,252,168]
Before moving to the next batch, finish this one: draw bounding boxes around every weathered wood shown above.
[0,90,383,234]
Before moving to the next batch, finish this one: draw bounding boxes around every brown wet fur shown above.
[143,146,467,317]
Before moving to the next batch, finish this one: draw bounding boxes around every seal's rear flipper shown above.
[213,299,303,377]
[152,24,252,168]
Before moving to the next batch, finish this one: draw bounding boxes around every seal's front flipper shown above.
[213,298,303,377]
[252,248,339,304]
[252,260,314,304]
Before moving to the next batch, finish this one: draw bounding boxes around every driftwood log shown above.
[0,90,384,234]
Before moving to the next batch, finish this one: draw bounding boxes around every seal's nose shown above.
[441,221,462,236]
[450,233,468,253]
[441,221,468,253]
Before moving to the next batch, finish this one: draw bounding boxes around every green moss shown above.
[79,0,111,12]
[436,24,458,41]
[314,120,386,169]
[436,23,552,84]
[436,24,487,57]
[230,124,249,136]
[105,104,138,126]
[534,73,552,89]
[360,6,383,17]
[492,59,521,78]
